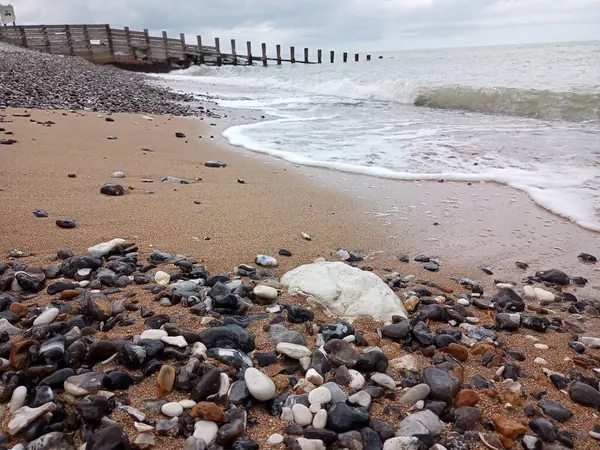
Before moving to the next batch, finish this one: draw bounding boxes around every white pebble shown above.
[348,370,365,390]
[305,368,323,386]
[161,402,183,417]
[253,285,278,301]
[370,373,396,390]
[277,342,312,359]
[534,357,548,365]
[523,285,536,299]
[348,390,371,408]
[312,409,327,429]
[10,386,27,415]
[524,335,540,342]
[534,288,555,302]
[292,404,313,426]
[281,406,294,421]
[111,171,126,178]
[179,400,196,409]
[154,271,170,286]
[161,336,188,348]
[534,343,549,350]
[267,434,284,446]
[309,403,321,413]
[457,298,470,306]
[244,368,276,401]
[308,387,331,405]
[193,420,218,443]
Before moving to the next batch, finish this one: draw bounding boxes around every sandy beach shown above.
[2,43,600,450]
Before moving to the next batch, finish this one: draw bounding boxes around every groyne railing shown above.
[0,24,373,71]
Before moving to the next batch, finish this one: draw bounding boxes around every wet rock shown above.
[537,400,572,422]
[199,325,255,352]
[492,288,524,312]
[64,372,106,396]
[324,339,359,367]
[87,425,131,450]
[397,410,444,437]
[286,305,314,324]
[453,406,481,433]
[529,418,557,442]
[381,321,411,341]
[56,219,77,229]
[269,324,305,346]
[535,269,570,285]
[578,253,597,263]
[100,182,125,196]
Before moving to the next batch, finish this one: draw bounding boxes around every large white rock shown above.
[281,261,407,322]
[88,238,130,258]
[244,368,276,401]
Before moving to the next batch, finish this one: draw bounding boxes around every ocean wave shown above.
[163,66,600,123]
[413,86,600,122]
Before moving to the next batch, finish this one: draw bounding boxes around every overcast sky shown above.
[9,0,600,51]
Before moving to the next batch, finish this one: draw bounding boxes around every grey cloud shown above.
[12,0,600,50]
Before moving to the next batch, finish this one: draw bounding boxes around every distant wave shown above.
[414,86,600,123]
[163,66,600,123]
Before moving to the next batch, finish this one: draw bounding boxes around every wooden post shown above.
[196,35,204,64]
[355,53,359,62]
[317,49,322,64]
[180,33,186,56]
[162,31,169,59]
[260,42,267,67]
[42,25,51,53]
[65,25,74,56]
[343,52,348,62]
[304,48,309,63]
[330,50,334,63]
[246,41,252,66]
[366,54,371,61]
[144,29,152,59]
[231,39,237,65]
[290,46,295,63]
[124,26,134,58]
[276,44,281,65]
[19,26,27,48]
[214,37,221,66]
[105,25,115,58]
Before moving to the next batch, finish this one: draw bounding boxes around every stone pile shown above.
[0,243,599,449]
[0,42,204,116]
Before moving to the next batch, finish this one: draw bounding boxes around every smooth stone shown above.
[397,410,444,437]
[308,387,332,405]
[0,318,21,336]
[155,271,170,286]
[538,400,573,422]
[534,288,555,302]
[193,420,218,444]
[292,404,313,426]
[326,403,370,432]
[322,382,348,403]
[267,433,284,445]
[10,386,27,414]
[312,409,327,429]
[269,324,306,346]
[161,336,188,348]
[306,368,324,386]
[371,373,396,390]
[161,402,184,417]
[423,367,460,404]
[569,381,600,408]
[32,308,60,326]
[282,261,408,321]
[276,342,312,359]
[348,370,366,390]
[348,390,371,408]
[255,255,278,267]
[244,368,276,401]
[253,285,278,301]
[140,329,168,340]
[400,384,431,405]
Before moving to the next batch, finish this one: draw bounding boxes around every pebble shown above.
[312,409,327,429]
[371,372,396,390]
[161,402,184,417]
[161,336,188,348]
[305,368,324,386]
[193,420,218,443]
[400,384,431,405]
[534,343,549,350]
[534,357,548,365]
[9,386,27,414]
[154,271,170,285]
[348,369,366,390]
[140,329,168,340]
[292,404,313,426]
[255,255,278,267]
[253,285,278,301]
[244,368,276,401]
[267,434,284,445]
[308,387,332,405]
[276,342,312,359]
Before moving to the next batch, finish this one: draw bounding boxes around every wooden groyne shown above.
[0,24,373,72]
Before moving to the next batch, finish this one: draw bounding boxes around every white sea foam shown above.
[158,41,600,232]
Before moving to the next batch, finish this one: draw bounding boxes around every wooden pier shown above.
[0,24,372,72]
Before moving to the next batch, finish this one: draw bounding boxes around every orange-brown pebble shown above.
[10,339,39,369]
[471,343,496,355]
[190,402,226,422]
[156,364,175,398]
[59,289,80,300]
[444,343,469,361]
[363,332,381,346]
[451,366,464,383]
[440,286,454,293]
[491,413,528,440]
[454,389,480,407]
[9,303,28,316]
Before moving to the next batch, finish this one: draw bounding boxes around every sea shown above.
[157,41,600,232]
